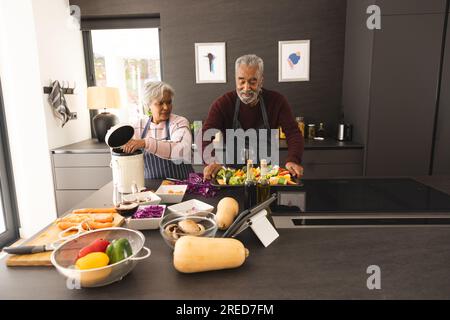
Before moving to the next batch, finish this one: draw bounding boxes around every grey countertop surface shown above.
[51,139,364,154]
[1,177,450,299]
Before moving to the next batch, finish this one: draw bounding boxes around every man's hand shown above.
[285,162,304,177]
[122,139,145,153]
[203,163,222,180]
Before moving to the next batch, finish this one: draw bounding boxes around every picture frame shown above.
[278,40,310,82]
[195,42,227,83]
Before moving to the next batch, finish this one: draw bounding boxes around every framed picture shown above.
[195,42,226,83]
[278,40,310,82]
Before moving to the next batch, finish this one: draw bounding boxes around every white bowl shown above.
[167,199,214,215]
[122,191,161,205]
[155,184,187,204]
[126,205,166,230]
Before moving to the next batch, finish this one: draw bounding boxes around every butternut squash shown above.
[215,197,239,230]
[173,236,249,273]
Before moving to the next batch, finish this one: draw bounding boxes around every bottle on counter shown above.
[316,123,326,139]
[244,159,257,210]
[307,124,316,140]
[296,117,305,138]
[257,159,270,204]
[257,159,275,226]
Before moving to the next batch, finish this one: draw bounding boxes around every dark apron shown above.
[141,118,193,179]
[226,95,273,167]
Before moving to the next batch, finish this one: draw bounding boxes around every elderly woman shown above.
[122,81,194,179]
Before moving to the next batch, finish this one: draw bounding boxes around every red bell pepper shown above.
[77,238,111,259]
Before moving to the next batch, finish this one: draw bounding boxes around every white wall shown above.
[0,0,90,237]
[32,0,91,149]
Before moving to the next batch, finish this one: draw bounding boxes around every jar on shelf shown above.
[307,124,316,140]
[296,117,305,138]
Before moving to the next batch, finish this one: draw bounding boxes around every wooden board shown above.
[6,213,125,267]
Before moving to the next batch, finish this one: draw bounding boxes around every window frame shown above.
[0,79,20,249]
[81,15,162,138]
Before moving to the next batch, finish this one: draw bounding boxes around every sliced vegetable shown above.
[132,205,164,219]
[173,173,218,197]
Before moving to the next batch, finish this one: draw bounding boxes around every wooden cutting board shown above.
[6,213,125,267]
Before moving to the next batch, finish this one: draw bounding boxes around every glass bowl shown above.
[50,227,151,288]
[159,211,218,249]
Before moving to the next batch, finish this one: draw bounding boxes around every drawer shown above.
[53,153,111,167]
[302,163,363,178]
[54,167,112,189]
[279,149,363,165]
[55,190,96,216]
[302,149,363,164]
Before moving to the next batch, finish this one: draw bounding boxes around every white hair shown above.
[235,54,264,77]
[142,81,175,107]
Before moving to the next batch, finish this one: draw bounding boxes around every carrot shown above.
[287,180,297,185]
[72,208,117,214]
[82,221,114,230]
[57,221,81,230]
[93,214,114,223]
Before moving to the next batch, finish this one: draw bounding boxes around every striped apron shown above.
[141,118,194,179]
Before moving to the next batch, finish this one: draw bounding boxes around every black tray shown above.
[210,176,304,188]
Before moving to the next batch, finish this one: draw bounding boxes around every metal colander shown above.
[51,227,151,288]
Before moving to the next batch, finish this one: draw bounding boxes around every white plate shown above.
[155,185,188,204]
[126,205,166,230]
[167,199,214,215]
[122,191,161,205]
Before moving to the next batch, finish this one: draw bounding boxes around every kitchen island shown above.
[1,177,450,299]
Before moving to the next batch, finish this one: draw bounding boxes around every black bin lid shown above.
[105,124,135,148]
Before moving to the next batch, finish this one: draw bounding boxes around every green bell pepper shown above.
[106,238,133,264]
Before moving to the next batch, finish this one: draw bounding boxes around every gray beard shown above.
[237,90,260,105]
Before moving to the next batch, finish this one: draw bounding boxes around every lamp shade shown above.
[87,86,121,110]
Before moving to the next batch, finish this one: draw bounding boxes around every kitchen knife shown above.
[3,244,56,255]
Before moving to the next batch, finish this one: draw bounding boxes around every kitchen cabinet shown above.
[280,144,364,178]
[432,13,450,175]
[375,0,446,15]
[51,140,112,216]
[343,0,446,176]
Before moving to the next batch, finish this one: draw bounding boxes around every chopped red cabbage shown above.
[174,173,218,197]
[132,205,164,219]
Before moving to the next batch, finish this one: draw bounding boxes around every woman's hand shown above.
[122,139,145,153]
[285,162,304,177]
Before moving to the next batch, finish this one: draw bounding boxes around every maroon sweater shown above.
[202,88,304,164]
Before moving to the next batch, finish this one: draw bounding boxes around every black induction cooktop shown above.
[278,178,450,213]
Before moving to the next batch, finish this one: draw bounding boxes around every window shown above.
[89,28,161,122]
[0,80,20,249]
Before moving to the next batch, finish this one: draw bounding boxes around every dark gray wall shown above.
[71,0,347,132]
[433,13,450,175]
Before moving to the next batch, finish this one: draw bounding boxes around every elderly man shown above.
[202,54,304,179]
